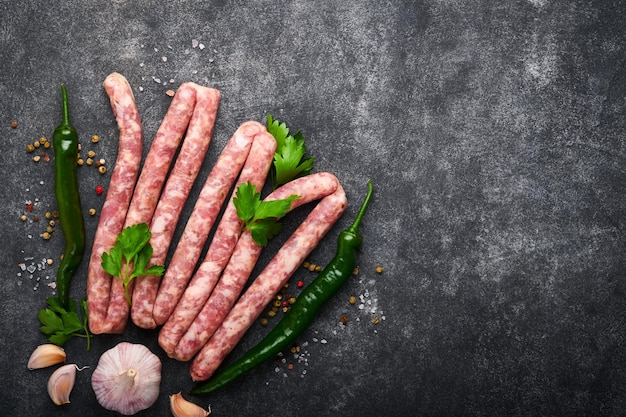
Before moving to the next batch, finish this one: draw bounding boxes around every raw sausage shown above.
[131,85,220,329]
[174,172,343,361]
[101,82,198,333]
[158,130,276,356]
[190,175,347,380]
[151,121,265,330]
[87,73,143,334]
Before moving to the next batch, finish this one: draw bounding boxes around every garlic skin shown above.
[170,392,211,417]
[91,342,161,415]
[28,344,66,370]
[48,363,77,405]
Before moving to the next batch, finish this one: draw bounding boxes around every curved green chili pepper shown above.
[190,180,374,396]
[53,84,86,309]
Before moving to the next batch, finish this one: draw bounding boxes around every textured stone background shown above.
[1,0,626,416]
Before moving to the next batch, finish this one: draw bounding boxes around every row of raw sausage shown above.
[87,73,348,383]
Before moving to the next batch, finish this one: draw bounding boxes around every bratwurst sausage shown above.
[158,129,276,356]
[131,84,220,329]
[189,174,347,380]
[87,73,143,334]
[174,172,343,361]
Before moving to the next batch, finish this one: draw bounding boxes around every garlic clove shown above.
[27,344,66,370]
[170,392,211,417]
[47,364,77,405]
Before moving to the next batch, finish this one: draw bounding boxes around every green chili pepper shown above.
[190,180,374,396]
[53,84,86,309]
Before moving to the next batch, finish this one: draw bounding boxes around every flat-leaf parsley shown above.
[101,222,165,305]
[267,114,314,189]
[233,181,299,246]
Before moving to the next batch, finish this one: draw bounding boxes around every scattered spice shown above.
[98,166,107,174]
[95,185,104,195]
[91,134,100,143]
[375,265,383,274]
[348,295,357,305]
[11,120,18,128]
[89,208,97,216]
[339,314,349,324]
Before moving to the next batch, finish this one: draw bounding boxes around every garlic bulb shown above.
[48,363,77,405]
[91,342,161,415]
[170,392,211,417]
[28,344,66,370]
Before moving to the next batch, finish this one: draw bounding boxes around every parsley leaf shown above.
[267,114,314,189]
[38,297,91,350]
[101,222,165,305]
[233,181,299,246]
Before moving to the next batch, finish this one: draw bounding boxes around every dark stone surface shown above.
[1,0,626,416]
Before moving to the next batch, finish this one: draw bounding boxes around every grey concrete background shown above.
[2,0,626,416]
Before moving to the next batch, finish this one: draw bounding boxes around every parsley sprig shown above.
[101,222,165,305]
[38,297,91,350]
[267,114,314,189]
[233,181,299,247]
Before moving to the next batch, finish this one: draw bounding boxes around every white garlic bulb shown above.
[170,392,211,417]
[48,363,77,405]
[91,342,162,415]
[28,344,66,370]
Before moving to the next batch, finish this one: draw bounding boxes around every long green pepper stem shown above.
[53,84,86,309]
[190,180,374,396]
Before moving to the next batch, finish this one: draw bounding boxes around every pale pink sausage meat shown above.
[173,172,343,361]
[131,85,220,329]
[190,176,347,380]
[102,83,197,333]
[151,121,265,329]
[87,73,143,335]
[158,130,276,356]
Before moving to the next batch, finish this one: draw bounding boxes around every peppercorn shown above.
[33,155,41,162]
[348,296,357,305]
[297,280,304,288]
[303,261,310,269]
[91,134,100,143]
[98,165,107,174]
[372,317,380,325]
[11,121,18,128]
[95,185,104,195]
[33,140,41,148]
[20,214,27,221]
[375,265,383,274]
[260,318,268,326]
[86,157,93,165]
[89,208,96,216]
[267,310,277,318]
[26,143,35,152]
[87,150,96,158]
[42,232,51,240]
[353,266,359,276]
[315,265,322,272]
[339,314,349,324]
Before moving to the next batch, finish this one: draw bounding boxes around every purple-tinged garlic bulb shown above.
[91,342,161,415]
